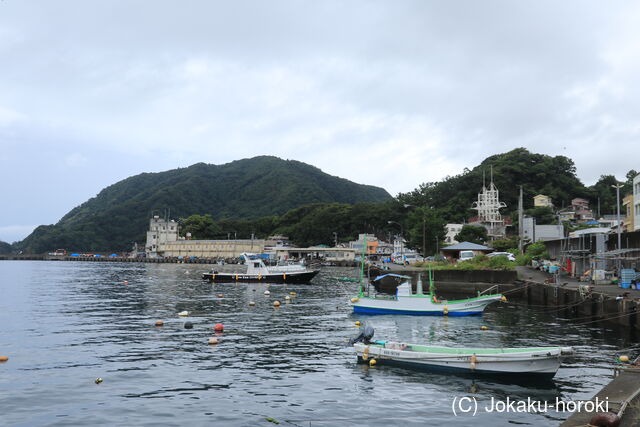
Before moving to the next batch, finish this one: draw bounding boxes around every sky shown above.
[1,1,639,243]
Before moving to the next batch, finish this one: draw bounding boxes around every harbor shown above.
[0,259,639,425]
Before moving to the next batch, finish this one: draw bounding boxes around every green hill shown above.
[398,148,594,221]
[18,156,391,253]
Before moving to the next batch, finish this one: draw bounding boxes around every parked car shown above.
[487,252,516,261]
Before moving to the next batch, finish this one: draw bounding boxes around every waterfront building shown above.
[634,174,640,231]
[146,216,179,257]
[533,194,553,208]
[157,239,266,258]
[623,193,634,232]
[375,241,394,256]
[272,246,356,262]
[444,223,463,245]
[349,234,379,255]
[145,215,270,258]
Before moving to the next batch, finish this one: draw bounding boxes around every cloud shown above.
[0,225,37,244]
[0,0,639,239]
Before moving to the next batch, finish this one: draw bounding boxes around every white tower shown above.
[471,167,507,239]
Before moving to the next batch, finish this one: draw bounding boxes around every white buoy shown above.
[264,290,270,296]
[178,311,189,317]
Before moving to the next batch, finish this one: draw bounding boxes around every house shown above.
[598,214,624,230]
[634,174,640,231]
[349,233,379,255]
[623,193,634,232]
[533,194,553,208]
[571,198,590,210]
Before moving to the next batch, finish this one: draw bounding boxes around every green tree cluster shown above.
[454,225,488,245]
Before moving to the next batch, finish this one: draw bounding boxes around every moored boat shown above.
[349,272,503,316]
[202,253,320,283]
[350,327,574,378]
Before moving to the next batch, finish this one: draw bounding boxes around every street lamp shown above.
[388,220,404,263]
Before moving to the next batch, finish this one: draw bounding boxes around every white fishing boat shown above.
[350,326,573,378]
[349,272,503,316]
[202,253,320,283]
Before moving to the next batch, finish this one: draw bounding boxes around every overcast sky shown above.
[1,1,639,243]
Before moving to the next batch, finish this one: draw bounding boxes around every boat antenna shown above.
[358,234,367,297]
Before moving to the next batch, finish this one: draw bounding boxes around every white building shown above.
[444,223,463,245]
[146,216,179,257]
[634,174,640,231]
[522,217,564,242]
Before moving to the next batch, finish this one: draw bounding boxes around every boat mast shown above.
[428,263,435,295]
[358,234,367,297]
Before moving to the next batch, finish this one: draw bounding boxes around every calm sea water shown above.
[0,261,635,426]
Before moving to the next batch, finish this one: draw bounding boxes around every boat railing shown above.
[478,285,499,296]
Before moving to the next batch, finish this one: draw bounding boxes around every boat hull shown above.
[350,294,501,316]
[202,270,320,283]
[356,356,557,379]
[353,306,483,316]
[354,343,570,379]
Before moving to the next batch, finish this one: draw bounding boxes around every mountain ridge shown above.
[18,156,392,252]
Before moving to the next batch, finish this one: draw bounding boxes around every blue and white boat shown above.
[348,272,503,316]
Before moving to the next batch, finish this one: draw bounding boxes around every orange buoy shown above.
[289,291,297,296]
[217,293,224,298]
[208,337,219,345]
[273,301,281,307]
[0,356,8,362]
[369,359,377,366]
[213,323,224,332]
[123,280,129,285]
[155,320,164,327]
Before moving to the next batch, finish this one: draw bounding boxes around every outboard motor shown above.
[348,325,375,345]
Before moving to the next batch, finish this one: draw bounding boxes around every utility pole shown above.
[518,186,523,254]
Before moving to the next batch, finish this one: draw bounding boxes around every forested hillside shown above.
[13,149,635,254]
[17,157,391,253]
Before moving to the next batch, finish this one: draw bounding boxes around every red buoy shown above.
[213,323,224,332]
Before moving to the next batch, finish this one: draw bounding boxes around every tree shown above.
[524,206,556,225]
[455,225,488,245]
[405,207,446,255]
[180,214,221,239]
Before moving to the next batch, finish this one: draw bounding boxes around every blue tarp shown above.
[71,253,80,257]
[109,254,118,257]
